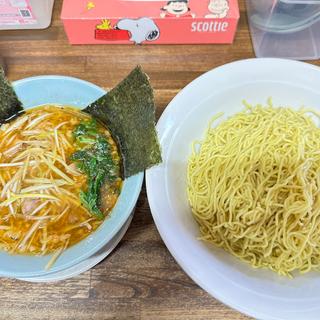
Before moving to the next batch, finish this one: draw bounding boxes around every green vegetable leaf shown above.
[73,119,99,144]
[71,120,120,219]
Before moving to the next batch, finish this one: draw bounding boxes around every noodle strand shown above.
[187,103,320,277]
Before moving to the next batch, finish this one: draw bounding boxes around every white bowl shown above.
[146,58,320,320]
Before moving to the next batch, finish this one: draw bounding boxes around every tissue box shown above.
[61,0,239,45]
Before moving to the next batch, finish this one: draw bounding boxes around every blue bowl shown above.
[0,76,144,278]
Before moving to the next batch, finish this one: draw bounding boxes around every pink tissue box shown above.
[61,0,239,45]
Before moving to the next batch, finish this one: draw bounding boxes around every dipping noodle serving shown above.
[187,101,320,277]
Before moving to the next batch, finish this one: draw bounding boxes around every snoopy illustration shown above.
[205,0,229,18]
[116,17,160,45]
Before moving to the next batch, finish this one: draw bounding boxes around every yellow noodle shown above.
[187,102,320,277]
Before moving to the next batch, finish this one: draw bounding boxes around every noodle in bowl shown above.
[0,106,122,266]
[146,59,320,319]
[0,75,143,278]
[187,101,320,277]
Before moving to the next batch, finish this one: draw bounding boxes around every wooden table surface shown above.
[1,1,318,319]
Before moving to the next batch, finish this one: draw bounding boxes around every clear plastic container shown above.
[246,0,320,60]
[0,0,54,30]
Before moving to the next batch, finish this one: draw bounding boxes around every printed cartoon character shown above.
[116,18,160,45]
[205,0,229,18]
[86,1,95,10]
[95,19,131,41]
[95,18,159,44]
[160,0,195,18]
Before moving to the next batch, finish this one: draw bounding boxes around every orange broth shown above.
[0,105,122,256]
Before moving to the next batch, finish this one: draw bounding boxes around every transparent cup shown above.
[0,0,55,30]
[246,0,320,60]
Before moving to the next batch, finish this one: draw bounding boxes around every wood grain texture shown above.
[1,1,318,319]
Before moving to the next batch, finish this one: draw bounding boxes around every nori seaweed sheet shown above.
[83,66,162,178]
[0,67,23,124]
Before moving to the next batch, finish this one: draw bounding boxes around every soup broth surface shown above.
[0,105,121,256]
